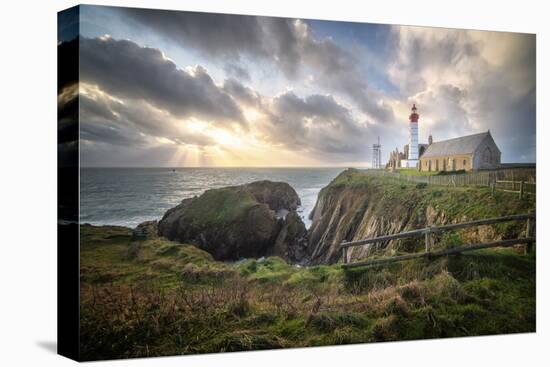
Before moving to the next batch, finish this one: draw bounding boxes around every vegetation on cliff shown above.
[308,169,535,264]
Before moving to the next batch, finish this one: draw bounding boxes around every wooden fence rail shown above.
[341,212,535,268]
[364,168,536,192]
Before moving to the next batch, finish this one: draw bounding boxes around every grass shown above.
[396,168,439,176]
[80,224,535,360]
[181,187,260,226]
[324,169,534,251]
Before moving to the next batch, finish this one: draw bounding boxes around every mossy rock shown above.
[158,181,306,261]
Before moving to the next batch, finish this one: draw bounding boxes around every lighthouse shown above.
[404,104,420,168]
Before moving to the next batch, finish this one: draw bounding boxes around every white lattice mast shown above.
[372,136,382,169]
[405,104,420,168]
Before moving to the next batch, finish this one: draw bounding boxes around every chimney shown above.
[428,134,433,145]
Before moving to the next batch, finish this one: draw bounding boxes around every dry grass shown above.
[79,225,536,360]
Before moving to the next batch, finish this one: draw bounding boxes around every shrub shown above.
[430,271,463,300]
[398,281,426,306]
[372,315,399,341]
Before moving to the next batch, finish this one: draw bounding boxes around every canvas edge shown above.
[57,4,81,362]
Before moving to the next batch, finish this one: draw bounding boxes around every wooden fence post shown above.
[525,215,535,254]
[425,227,431,253]
[519,180,525,200]
[342,245,348,264]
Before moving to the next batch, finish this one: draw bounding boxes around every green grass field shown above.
[80,224,535,360]
[396,168,440,176]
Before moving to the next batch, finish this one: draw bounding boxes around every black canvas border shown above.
[57,5,80,361]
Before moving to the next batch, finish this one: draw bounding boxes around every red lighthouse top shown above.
[409,104,419,123]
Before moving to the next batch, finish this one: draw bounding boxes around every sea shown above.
[80,167,346,229]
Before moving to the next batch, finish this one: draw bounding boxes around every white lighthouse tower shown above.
[404,104,420,168]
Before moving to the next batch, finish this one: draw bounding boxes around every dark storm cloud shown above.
[118,8,267,59]
[79,92,118,121]
[79,92,216,148]
[262,92,370,156]
[272,92,354,127]
[116,8,395,123]
[470,76,536,162]
[299,34,395,122]
[260,17,302,78]
[69,36,377,161]
[116,8,300,76]
[79,37,246,127]
[80,117,149,147]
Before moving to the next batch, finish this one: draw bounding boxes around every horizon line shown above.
[80,165,371,169]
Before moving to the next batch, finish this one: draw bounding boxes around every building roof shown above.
[421,131,492,158]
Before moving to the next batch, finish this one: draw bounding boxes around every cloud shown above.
[116,9,395,123]
[79,36,247,128]
[259,92,371,158]
[297,27,395,123]
[74,36,376,162]
[222,78,262,108]
[118,9,267,60]
[79,83,217,148]
[116,9,301,76]
[388,26,535,162]
[67,18,535,166]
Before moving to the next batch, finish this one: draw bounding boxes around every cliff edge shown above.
[308,169,535,264]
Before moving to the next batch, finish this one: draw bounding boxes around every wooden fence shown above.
[495,180,536,197]
[341,213,535,268]
[364,167,536,198]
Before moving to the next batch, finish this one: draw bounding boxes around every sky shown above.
[58,5,536,167]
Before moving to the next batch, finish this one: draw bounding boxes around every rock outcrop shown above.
[131,220,159,241]
[307,169,535,265]
[244,181,301,213]
[271,210,309,263]
[157,181,308,262]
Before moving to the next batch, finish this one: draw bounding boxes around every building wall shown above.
[419,133,501,172]
[420,154,473,172]
[472,135,501,170]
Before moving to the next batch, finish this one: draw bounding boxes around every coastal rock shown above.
[132,220,159,241]
[158,181,307,262]
[244,181,301,212]
[271,210,309,263]
[307,169,533,265]
[307,169,414,264]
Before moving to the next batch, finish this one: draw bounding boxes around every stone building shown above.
[419,131,501,172]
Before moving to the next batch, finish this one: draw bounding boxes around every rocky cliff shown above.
[307,169,535,264]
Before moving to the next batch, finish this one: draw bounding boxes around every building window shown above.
[463,159,467,167]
